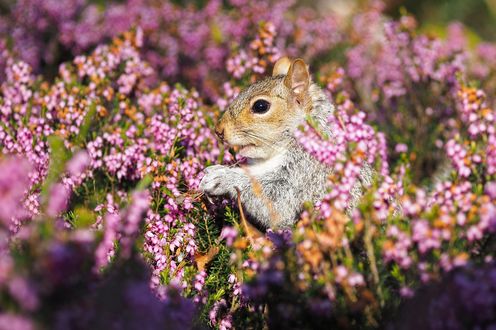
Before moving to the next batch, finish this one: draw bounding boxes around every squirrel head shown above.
[216,57,312,160]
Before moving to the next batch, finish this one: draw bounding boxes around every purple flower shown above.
[120,190,150,258]
[94,213,120,271]
[395,143,408,153]
[0,314,34,330]
[46,183,71,217]
[0,157,32,225]
[66,150,90,177]
[485,182,496,199]
[400,286,414,298]
[220,226,237,246]
[209,299,228,326]
[7,277,39,311]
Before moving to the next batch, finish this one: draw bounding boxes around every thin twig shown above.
[204,216,212,246]
[364,218,384,306]
[235,187,263,244]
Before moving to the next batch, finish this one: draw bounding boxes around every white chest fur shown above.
[239,152,286,177]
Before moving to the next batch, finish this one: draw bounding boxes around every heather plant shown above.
[0,0,339,100]
[0,1,496,329]
[0,154,197,330]
[2,0,495,181]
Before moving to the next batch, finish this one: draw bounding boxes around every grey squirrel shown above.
[199,57,341,229]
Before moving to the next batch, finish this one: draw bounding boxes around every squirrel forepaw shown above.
[199,165,240,197]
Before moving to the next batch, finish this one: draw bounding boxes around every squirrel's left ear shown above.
[284,59,310,97]
[272,56,291,76]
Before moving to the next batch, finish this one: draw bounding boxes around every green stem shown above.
[364,218,384,307]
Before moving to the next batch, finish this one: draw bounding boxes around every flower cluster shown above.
[0,0,342,100]
[0,30,226,327]
[214,57,496,328]
[446,85,496,177]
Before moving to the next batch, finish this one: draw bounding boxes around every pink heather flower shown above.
[220,226,238,246]
[334,265,348,282]
[227,274,242,296]
[478,202,496,235]
[7,277,39,311]
[0,157,33,225]
[418,263,431,283]
[487,134,496,175]
[456,213,467,226]
[395,143,408,153]
[228,274,236,284]
[120,190,150,258]
[46,183,71,217]
[194,270,207,292]
[400,287,414,298]
[296,105,388,213]
[0,314,34,330]
[383,226,413,269]
[0,255,13,285]
[94,213,120,271]
[209,299,228,326]
[348,273,365,287]
[95,190,150,269]
[484,182,496,199]
[466,226,483,242]
[219,315,233,330]
[66,150,90,177]
[445,139,471,178]
[412,220,441,253]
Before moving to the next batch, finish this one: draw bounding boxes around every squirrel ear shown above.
[284,58,310,96]
[272,56,291,76]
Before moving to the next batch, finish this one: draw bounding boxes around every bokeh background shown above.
[385,0,496,40]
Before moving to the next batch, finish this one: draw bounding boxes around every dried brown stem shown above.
[235,187,264,243]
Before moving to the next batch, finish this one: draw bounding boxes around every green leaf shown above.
[390,264,405,283]
[136,174,153,191]
[210,22,224,44]
[41,135,72,202]
[75,102,97,146]
[72,207,97,228]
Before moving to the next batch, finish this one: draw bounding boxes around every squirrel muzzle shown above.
[215,122,225,141]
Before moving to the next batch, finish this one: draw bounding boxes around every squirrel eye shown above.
[251,99,271,114]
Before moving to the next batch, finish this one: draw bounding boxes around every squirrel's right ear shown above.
[284,59,310,97]
[272,56,291,76]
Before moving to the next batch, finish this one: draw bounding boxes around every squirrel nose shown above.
[215,126,224,141]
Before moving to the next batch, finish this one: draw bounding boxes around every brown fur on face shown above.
[216,59,312,160]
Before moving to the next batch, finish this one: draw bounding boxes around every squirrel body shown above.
[200,58,335,229]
